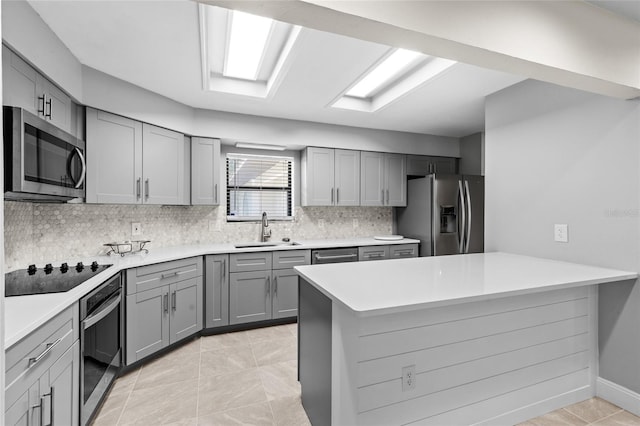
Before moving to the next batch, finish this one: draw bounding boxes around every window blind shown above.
[226,153,293,221]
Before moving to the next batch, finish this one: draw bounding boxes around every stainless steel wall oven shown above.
[80,273,122,425]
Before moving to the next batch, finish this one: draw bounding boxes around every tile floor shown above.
[92,323,640,426]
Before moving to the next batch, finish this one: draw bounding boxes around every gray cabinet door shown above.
[4,385,31,426]
[302,147,335,206]
[47,341,79,426]
[431,157,457,174]
[389,244,419,259]
[126,287,169,364]
[3,46,39,114]
[360,151,384,206]
[385,153,407,206]
[86,108,143,204]
[334,149,360,206]
[142,123,187,205]
[272,269,299,319]
[191,137,221,205]
[229,271,272,325]
[38,75,72,134]
[205,254,229,328]
[358,245,389,261]
[169,278,203,344]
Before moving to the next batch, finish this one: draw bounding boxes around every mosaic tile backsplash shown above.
[4,201,392,270]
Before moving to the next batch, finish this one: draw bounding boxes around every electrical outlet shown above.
[554,224,568,243]
[131,222,142,236]
[402,365,416,392]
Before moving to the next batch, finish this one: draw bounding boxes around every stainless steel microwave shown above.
[4,106,86,201]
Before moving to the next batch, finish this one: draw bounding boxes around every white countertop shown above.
[294,252,638,317]
[4,236,418,348]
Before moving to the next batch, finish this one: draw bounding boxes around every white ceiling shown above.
[25,0,636,138]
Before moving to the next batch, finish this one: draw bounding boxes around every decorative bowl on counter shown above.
[104,240,150,256]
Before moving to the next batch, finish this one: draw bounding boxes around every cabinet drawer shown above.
[273,250,311,269]
[5,304,77,393]
[127,256,203,295]
[389,244,419,259]
[229,252,273,273]
[358,246,390,261]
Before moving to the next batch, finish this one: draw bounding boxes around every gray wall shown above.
[484,79,640,393]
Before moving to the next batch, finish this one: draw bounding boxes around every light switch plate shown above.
[554,224,568,243]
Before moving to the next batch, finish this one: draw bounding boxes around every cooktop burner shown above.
[5,262,112,297]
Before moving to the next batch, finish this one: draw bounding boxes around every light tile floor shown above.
[92,324,640,426]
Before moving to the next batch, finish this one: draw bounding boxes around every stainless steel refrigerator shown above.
[395,174,484,256]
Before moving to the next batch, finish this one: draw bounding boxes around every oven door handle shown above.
[82,291,121,330]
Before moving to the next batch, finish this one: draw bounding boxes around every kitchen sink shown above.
[234,241,301,249]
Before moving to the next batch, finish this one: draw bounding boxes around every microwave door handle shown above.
[74,147,87,189]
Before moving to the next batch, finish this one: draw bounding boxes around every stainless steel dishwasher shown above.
[311,247,359,264]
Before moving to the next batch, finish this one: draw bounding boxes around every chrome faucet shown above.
[261,211,272,242]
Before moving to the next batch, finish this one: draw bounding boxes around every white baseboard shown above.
[597,377,640,417]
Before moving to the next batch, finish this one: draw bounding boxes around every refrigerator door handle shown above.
[464,180,472,253]
[458,180,466,254]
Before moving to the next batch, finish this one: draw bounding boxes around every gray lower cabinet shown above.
[358,244,419,261]
[126,258,203,364]
[205,254,229,328]
[229,250,310,325]
[4,305,79,426]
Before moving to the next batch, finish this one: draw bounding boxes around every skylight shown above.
[224,11,273,81]
[346,49,422,98]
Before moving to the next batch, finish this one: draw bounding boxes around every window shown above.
[226,153,293,221]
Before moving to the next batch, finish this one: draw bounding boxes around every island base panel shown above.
[299,278,332,426]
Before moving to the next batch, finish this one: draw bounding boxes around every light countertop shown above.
[4,236,417,348]
[294,252,638,317]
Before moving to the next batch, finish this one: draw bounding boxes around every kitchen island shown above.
[294,252,636,426]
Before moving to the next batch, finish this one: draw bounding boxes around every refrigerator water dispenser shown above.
[440,206,457,233]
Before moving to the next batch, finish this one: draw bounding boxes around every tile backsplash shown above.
[4,201,392,270]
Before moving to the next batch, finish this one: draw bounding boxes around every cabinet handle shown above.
[145,179,150,199]
[266,277,270,297]
[222,259,226,278]
[38,94,46,115]
[163,293,169,313]
[28,338,62,367]
[386,189,389,205]
[172,291,177,311]
[336,188,339,205]
[381,189,385,205]
[214,183,218,204]
[45,97,52,119]
[42,388,53,426]
[161,271,179,279]
[331,188,334,204]
[31,400,42,426]
[136,178,141,200]
[274,276,278,295]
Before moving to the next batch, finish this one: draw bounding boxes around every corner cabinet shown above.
[191,138,221,205]
[125,257,203,364]
[86,108,189,205]
[360,151,407,206]
[4,305,80,426]
[301,147,360,206]
[3,45,74,134]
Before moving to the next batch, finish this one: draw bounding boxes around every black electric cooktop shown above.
[5,262,112,297]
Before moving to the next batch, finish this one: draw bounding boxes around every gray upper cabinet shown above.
[191,137,221,205]
[205,254,229,328]
[86,108,189,205]
[361,152,407,207]
[301,147,360,206]
[406,155,457,176]
[3,45,73,134]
